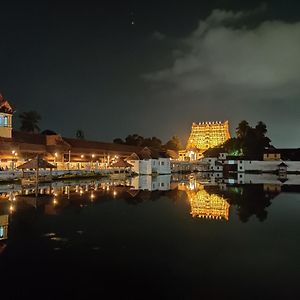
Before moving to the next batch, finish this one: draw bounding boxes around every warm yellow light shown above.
[54,152,58,157]
[92,154,95,158]
[9,205,14,212]
[113,191,117,196]
[12,150,15,154]
[81,154,84,158]
[53,198,58,205]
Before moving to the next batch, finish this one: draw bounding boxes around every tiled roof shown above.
[12,131,46,145]
[63,137,143,154]
[0,94,13,114]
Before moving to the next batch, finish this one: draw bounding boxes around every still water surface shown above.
[0,175,299,299]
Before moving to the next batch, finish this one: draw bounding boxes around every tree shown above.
[19,111,41,133]
[142,137,162,149]
[219,120,272,159]
[76,129,85,139]
[255,121,267,136]
[41,129,57,135]
[113,138,124,144]
[164,135,182,151]
[236,120,250,139]
[125,134,144,146]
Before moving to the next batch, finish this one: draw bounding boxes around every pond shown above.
[0,174,299,299]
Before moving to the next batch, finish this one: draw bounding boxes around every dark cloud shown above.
[144,7,300,147]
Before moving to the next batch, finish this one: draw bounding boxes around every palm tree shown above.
[76,129,85,139]
[236,120,250,139]
[19,111,41,133]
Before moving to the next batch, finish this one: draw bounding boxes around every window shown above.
[4,116,8,126]
[239,166,243,170]
[161,161,165,166]
[239,174,243,178]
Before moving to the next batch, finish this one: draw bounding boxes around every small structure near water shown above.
[17,155,57,185]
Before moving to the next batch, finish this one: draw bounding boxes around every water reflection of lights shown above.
[9,205,14,213]
[113,190,117,197]
[186,183,230,221]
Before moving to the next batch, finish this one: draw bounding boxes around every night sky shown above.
[1,0,300,147]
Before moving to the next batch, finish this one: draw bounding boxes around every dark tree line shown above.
[113,134,182,151]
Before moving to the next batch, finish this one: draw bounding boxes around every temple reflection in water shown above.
[183,180,230,221]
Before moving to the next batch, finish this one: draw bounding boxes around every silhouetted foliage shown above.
[206,184,278,222]
[41,129,57,135]
[113,134,182,151]
[221,120,272,159]
[164,135,182,151]
[113,138,124,144]
[19,111,41,133]
[76,129,85,139]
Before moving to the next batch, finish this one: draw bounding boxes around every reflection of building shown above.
[186,185,230,220]
[0,215,9,240]
[131,175,171,191]
[184,121,230,160]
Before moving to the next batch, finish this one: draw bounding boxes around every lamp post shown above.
[68,150,71,170]
[91,154,95,170]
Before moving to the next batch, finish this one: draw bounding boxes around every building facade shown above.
[0,94,171,172]
[0,94,13,139]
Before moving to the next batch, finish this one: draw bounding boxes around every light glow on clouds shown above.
[145,8,300,100]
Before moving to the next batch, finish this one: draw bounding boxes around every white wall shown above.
[130,160,152,175]
[157,158,171,174]
[131,175,171,191]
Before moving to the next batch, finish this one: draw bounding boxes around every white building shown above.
[126,147,171,175]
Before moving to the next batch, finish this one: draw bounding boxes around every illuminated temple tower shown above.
[186,121,230,159]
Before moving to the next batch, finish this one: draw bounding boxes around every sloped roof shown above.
[0,94,13,114]
[111,158,133,168]
[278,162,288,167]
[63,137,143,154]
[126,152,140,160]
[12,131,46,145]
[265,148,300,161]
[17,156,57,169]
